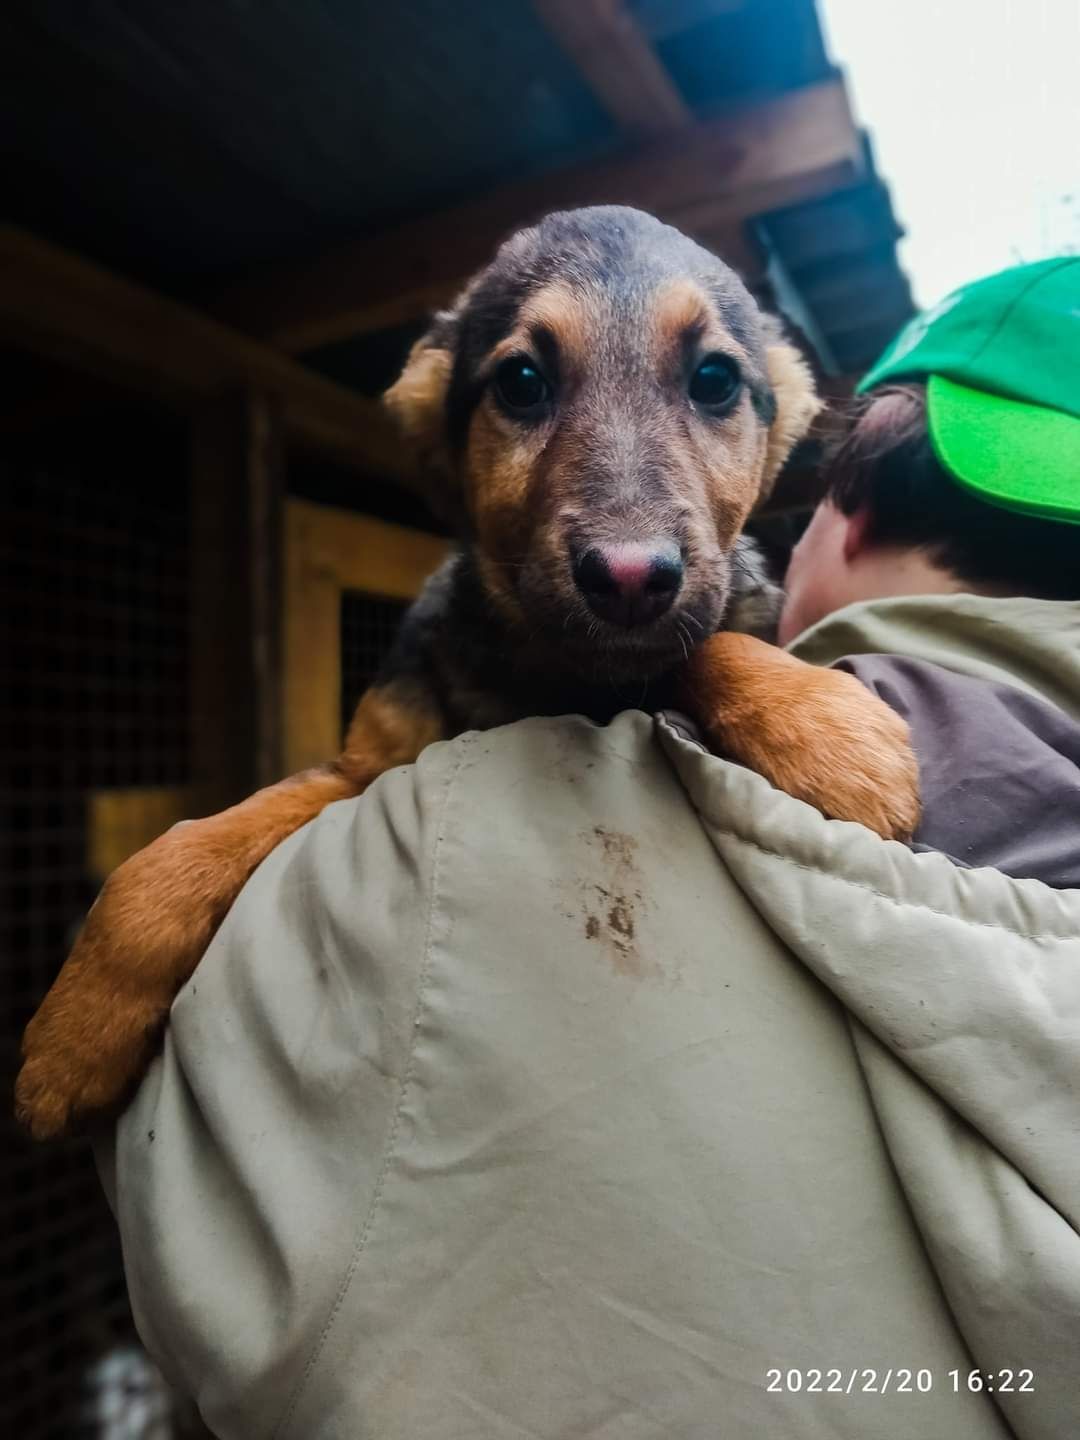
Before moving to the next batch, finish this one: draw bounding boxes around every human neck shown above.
[843,544,972,605]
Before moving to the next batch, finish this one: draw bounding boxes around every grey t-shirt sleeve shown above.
[837,654,1080,889]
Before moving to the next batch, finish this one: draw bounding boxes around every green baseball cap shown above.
[857,256,1080,524]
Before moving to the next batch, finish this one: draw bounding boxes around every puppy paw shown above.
[15,979,160,1141]
[15,828,224,1139]
[756,666,920,840]
[679,633,921,842]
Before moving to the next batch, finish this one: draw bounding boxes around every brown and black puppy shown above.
[16,206,918,1139]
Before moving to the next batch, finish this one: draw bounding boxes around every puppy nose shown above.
[573,541,684,627]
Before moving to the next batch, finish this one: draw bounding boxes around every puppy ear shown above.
[761,337,821,495]
[383,310,459,505]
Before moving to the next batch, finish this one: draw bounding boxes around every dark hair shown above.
[822,384,1080,600]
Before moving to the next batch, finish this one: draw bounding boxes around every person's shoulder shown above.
[836,651,1080,746]
[245,711,668,924]
[368,710,665,820]
[837,653,1080,885]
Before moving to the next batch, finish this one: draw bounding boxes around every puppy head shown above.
[385,206,818,680]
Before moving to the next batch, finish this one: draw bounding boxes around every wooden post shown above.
[189,389,284,813]
[247,392,285,790]
[282,500,450,774]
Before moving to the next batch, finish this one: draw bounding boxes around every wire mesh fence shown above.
[340,589,409,738]
[1,411,193,1439]
[3,396,417,1436]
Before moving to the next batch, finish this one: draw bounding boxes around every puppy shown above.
[16,206,918,1138]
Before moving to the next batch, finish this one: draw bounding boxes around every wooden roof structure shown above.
[1,0,913,487]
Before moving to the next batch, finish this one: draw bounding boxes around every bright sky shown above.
[818,0,1080,308]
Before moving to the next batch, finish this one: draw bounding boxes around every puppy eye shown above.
[494,356,550,415]
[689,354,741,410]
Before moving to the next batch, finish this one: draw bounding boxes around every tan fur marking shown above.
[704,427,771,543]
[647,277,772,535]
[341,681,444,781]
[761,342,821,495]
[463,404,534,623]
[382,339,454,480]
[475,551,527,626]
[650,277,712,354]
[649,277,755,372]
[490,280,593,375]
[470,281,598,585]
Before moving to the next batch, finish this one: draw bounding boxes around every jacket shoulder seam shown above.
[276,733,476,1437]
[714,824,1079,946]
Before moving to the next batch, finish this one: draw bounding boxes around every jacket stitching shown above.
[711,822,1079,946]
[276,736,474,1437]
[964,255,1077,373]
[655,716,1080,944]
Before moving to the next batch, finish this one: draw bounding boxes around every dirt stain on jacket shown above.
[580,826,651,978]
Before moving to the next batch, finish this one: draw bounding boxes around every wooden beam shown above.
[190,391,285,807]
[246,391,286,790]
[533,0,691,138]
[0,225,406,478]
[214,79,862,353]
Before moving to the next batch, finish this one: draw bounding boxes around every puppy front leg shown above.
[677,632,920,841]
[16,683,443,1139]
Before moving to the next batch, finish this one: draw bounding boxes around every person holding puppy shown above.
[779,255,1080,886]
[96,258,1080,1439]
